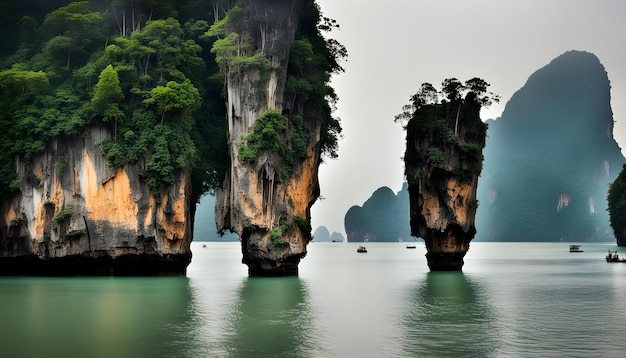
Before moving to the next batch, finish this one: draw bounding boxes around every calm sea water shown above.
[2,242,626,358]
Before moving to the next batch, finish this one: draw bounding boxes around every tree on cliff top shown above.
[92,64,124,138]
[608,164,626,236]
[394,77,499,128]
[143,79,200,124]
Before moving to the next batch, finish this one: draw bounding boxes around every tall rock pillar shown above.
[404,92,486,270]
[214,0,325,276]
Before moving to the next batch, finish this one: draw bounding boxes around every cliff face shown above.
[214,0,323,276]
[0,126,192,275]
[404,94,485,270]
[476,51,626,242]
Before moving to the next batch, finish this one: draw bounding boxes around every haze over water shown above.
[2,242,626,357]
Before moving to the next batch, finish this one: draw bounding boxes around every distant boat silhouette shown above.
[569,244,583,252]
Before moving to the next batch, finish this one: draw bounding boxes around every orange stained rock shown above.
[447,177,472,224]
[287,153,316,219]
[82,151,137,228]
[421,176,477,229]
[4,202,17,226]
[33,199,47,241]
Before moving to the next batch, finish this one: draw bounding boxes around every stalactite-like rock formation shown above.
[404,92,486,270]
[214,0,333,276]
[0,126,192,275]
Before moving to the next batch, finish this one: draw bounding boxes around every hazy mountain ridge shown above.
[475,50,625,242]
[312,226,345,242]
[344,184,411,242]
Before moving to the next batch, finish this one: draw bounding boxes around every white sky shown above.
[311,0,626,237]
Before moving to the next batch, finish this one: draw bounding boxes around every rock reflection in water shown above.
[402,272,498,357]
[227,277,313,357]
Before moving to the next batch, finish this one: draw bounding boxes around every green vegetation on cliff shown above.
[396,78,496,184]
[237,109,308,179]
[210,1,345,166]
[0,1,230,204]
[0,0,345,210]
[0,0,343,205]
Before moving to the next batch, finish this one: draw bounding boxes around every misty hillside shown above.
[344,184,411,242]
[194,196,238,242]
[312,226,345,242]
[475,50,626,242]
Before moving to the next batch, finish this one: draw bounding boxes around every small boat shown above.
[406,244,416,249]
[357,246,367,253]
[606,250,626,262]
[569,244,583,252]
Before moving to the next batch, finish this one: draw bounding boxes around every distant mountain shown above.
[313,226,330,241]
[313,226,345,242]
[194,195,238,242]
[330,232,345,242]
[344,184,411,242]
[475,50,626,242]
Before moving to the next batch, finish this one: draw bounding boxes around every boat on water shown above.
[606,250,626,262]
[569,244,583,252]
[357,246,367,253]
[406,244,416,249]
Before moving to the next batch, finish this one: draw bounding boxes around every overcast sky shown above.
[310,0,626,237]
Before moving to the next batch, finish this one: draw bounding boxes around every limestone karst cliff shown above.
[213,1,343,275]
[402,82,488,270]
[0,126,192,275]
[475,51,626,242]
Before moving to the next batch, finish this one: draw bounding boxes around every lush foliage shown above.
[0,0,230,202]
[395,78,499,128]
[0,0,345,205]
[292,215,308,231]
[269,227,287,246]
[290,3,346,160]
[427,147,445,164]
[397,78,491,170]
[608,164,626,232]
[237,109,309,179]
[237,110,288,164]
[53,206,73,223]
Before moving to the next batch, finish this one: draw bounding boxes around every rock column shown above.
[215,0,322,276]
[404,93,486,270]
